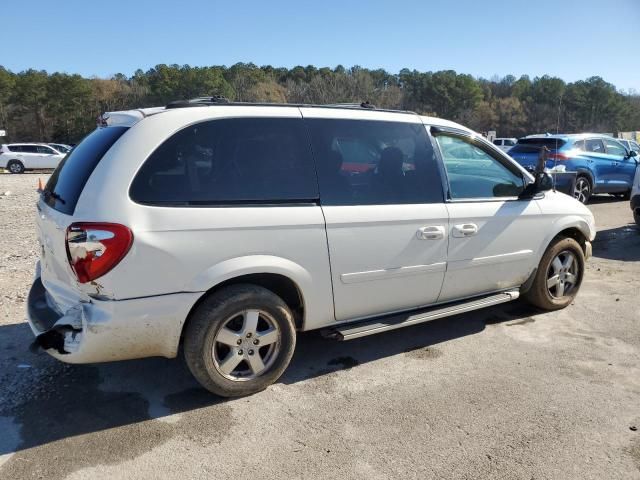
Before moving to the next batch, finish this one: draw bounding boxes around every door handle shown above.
[417,225,445,240]
[453,223,478,238]
[613,162,619,166]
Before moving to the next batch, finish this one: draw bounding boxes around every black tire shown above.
[6,160,24,174]
[634,209,640,227]
[183,284,296,397]
[523,236,585,311]
[573,175,591,204]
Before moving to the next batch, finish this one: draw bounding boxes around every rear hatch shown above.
[37,126,128,312]
[509,138,567,171]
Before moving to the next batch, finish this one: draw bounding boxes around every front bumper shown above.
[27,276,202,363]
[584,240,592,260]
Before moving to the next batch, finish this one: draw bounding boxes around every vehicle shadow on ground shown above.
[592,224,640,262]
[0,300,539,461]
[588,195,628,205]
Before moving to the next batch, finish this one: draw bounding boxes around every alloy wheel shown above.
[212,309,281,381]
[546,250,579,298]
[573,177,590,203]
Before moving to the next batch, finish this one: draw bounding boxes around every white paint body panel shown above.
[440,200,544,301]
[27,105,596,363]
[323,204,449,321]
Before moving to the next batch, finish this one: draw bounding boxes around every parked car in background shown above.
[27,99,595,397]
[0,143,66,173]
[492,137,517,153]
[619,139,640,154]
[508,134,638,203]
[48,143,73,154]
[632,165,640,226]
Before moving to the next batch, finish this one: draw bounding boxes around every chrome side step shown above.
[323,290,520,341]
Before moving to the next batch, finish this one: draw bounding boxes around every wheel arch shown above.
[575,168,595,188]
[540,221,592,260]
[179,255,313,344]
[6,158,24,170]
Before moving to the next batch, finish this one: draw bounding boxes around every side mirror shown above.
[537,172,554,191]
[628,150,638,158]
[519,147,553,199]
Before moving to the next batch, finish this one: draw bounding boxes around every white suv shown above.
[28,99,596,397]
[0,143,66,173]
[492,137,517,153]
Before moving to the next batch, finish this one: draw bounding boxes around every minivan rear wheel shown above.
[7,160,24,174]
[184,284,296,397]
[523,237,585,311]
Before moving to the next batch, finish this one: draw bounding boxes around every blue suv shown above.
[508,134,639,203]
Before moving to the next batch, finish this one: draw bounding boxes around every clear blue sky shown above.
[3,0,639,91]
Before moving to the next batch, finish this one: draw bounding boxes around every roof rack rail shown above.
[166,95,230,109]
[323,101,376,109]
[162,98,416,115]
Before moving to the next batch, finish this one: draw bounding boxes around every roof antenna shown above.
[551,93,563,193]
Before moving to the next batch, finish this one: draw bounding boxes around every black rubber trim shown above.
[27,277,75,354]
[519,268,538,295]
[27,277,61,332]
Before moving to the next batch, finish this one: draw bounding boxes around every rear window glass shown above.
[43,126,128,215]
[509,138,566,153]
[130,118,318,205]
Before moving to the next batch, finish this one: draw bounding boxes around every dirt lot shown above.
[0,173,639,480]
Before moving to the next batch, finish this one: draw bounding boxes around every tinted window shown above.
[603,138,627,156]
[435,134,525,199]
[632,142,640,152]
[573,140,585,151]
[130,118,317,205]
[306,119,443,205]
[585,139,605,153]
[504,139,516,146]
[36,145,55,154]
[510,138,566,153]
[44,126,128,215]
[20,145,39,153]
[7,145,20,152]
[493,140,502,146]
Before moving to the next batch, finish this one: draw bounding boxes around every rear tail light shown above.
[66,223,133,283]
[548,153,570,161]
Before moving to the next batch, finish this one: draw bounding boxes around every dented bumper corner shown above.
[27,275,202,364]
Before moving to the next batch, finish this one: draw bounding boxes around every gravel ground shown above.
[0,173,639,480]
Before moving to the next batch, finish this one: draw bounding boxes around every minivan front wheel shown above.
[573,176,591,204]
[7,160,24,174]
[523,237,585,310]
[184,284,296,397]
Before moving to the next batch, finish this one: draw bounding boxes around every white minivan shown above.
[28,99,596,397]
[0,143,66,173]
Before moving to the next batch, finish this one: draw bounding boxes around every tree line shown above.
[0,63,638,143]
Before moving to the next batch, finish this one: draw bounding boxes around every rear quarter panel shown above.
[71,107,336,331]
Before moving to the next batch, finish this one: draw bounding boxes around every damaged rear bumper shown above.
[27,275,202,364]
